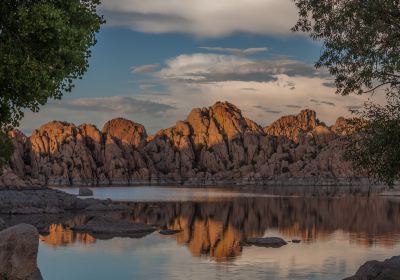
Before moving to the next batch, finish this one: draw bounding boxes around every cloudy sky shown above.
[20,0,381,134]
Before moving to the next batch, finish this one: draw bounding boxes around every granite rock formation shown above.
[2,101,366,186]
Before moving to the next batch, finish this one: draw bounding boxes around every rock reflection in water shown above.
[39,195,400,262]
[40,224,96,247]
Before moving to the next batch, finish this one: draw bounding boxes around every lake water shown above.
[38,186,400,280]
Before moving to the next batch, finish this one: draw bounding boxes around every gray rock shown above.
[343,256,400,280]
[0,224,43,280]
[0,188,103,215]
[79,187,93,196]
[246,237,288,248]
[159,229,182,235]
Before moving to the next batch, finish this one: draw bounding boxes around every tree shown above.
[0,132,13,167]
[0,0,104,165]
[293,0,400,186]
[345,94,400,186]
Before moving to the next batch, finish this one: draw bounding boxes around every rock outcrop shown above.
[344,256,400,280]
[0,224,43,280]
[0,187,113,215]
[2,101,366,186]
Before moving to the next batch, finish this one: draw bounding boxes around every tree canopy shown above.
[293,0,400,186]
[0,0,104,131]
[344,93,400,186]
[293,0,400,96]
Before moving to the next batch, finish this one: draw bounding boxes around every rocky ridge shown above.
[2,101,367,187]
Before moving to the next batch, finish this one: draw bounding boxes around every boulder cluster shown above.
[2,101,364,186]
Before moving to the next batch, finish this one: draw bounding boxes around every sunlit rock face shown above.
[3,101,366,186]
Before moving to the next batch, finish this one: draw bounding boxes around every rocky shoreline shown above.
[0,187,129,216]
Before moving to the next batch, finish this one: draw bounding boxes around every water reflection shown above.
[38,195,400,262]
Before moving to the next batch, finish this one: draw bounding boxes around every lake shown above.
[38,186,400,280]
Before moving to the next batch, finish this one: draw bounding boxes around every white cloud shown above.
[100,0,298,37]
[132,64,159,73]
[199,47,268,56]
[18,53,387,136]
[141,53,386,127]
[157,53,325,83]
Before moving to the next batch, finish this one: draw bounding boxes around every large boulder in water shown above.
[343,256,400,280]
[0,224,43,280]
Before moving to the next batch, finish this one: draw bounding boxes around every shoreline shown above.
[45,176,385,188]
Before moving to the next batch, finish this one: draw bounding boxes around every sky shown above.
[19,0,381,135]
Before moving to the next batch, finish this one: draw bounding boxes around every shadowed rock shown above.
[245,237,288,248]
[159,229,182,235]
[0,224,43,280]
[79,187,93,196]
[343,256,400,280]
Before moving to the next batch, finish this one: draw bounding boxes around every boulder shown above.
[0,224,43,280]
[245,237,288,248]
[79,187,93,196]
[343,256,400,280]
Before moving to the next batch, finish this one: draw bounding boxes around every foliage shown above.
[0,0,103,166]
[0,131,14,170]
[0,0,104,131]
[292,0,400,96]
[293,0,400,186]
[344,93,400,187]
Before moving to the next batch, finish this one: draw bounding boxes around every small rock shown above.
[79,187,93,196]
[246,237,288,248]
[292,239,301,243]
[159,229,181,235]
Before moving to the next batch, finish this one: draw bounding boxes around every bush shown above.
[0,132,14,168]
